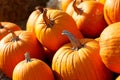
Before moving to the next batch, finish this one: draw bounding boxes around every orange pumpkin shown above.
[0,22,21,40]
[61,0,73,11]
[12,52,54,80]
[104,0,120,25]
[26,6,44,33]
[66,0,97,16]
[0,30,45,78]
[35,9,83,52]
[72,1,107,38]
[97,0,106,4]
[100,22,120,74]
[52,30,113,80]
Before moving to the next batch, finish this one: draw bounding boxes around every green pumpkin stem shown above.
[43,9,54,27]
[73,0,83,15]
[62,30,82,50]
[24,52,31,63]
[9,30,19,42]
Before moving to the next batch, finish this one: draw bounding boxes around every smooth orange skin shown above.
[0,30,45,78]
[72,1,107,38]
[0,22,21,40]
[13,58,55,80]
[104,0,120,25]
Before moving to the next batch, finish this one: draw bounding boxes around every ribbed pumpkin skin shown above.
[13,58,54,80]
[100,22,120,73]
[35,9,83,52]
[72,1,107,38]
[52,39,113,80]
[0,31,45,78]
[104,0,120,25]
[0,22,21,40]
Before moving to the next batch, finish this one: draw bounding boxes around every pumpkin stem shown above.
[43,9,54,27]
[35,6,44,13]
[62,30,83,50]
[73,0,83,15]
[8,30,19,42]
[24,52,31,63]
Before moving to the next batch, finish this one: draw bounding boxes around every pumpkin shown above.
[99,22,120,74]
[0,30,45,78]
[66,0,97,16]
[104,0,120,25]
[66,0,81,16]
[0,22,21,40]
[52,30,113,80]
[61,0,73,11]
[26,6,44,33]
[12,52,54,80]
[35,9,83,52]
[72,1,107,38]
[97,0,106,4]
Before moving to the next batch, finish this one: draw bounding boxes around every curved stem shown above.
[62,30,83,50]
[43,9,54,27]
[24,52,31,63]
[73,0,83,15]
[8,30,19,42]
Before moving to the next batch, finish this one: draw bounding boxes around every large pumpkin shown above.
[72,1,107,38]
[0,22,21,40]
[0,30,45,78]
[104,0,120,25]
[35,9,83,52]
[12,52,54,80]
[52,30,113,80]
[100,22,120,74]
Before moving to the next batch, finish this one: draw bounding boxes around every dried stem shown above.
[62,30,83,50]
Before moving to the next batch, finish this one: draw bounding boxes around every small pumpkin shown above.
[0,30,45,78]
[72,1,107,38]
[35,9,83,52]
[12,52,55,80]
[104,0,120,25]
[52,30,113,80]
[100,22,120,74]
[0,22,21,40]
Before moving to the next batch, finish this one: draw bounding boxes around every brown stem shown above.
[62,30,83,50]
[8,30,19,42]
[35,6,44,13]
[24,52,31,63]
[43,9,54,27]
[73,0,83,15]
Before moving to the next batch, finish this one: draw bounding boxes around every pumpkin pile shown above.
[0,0,120,80]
